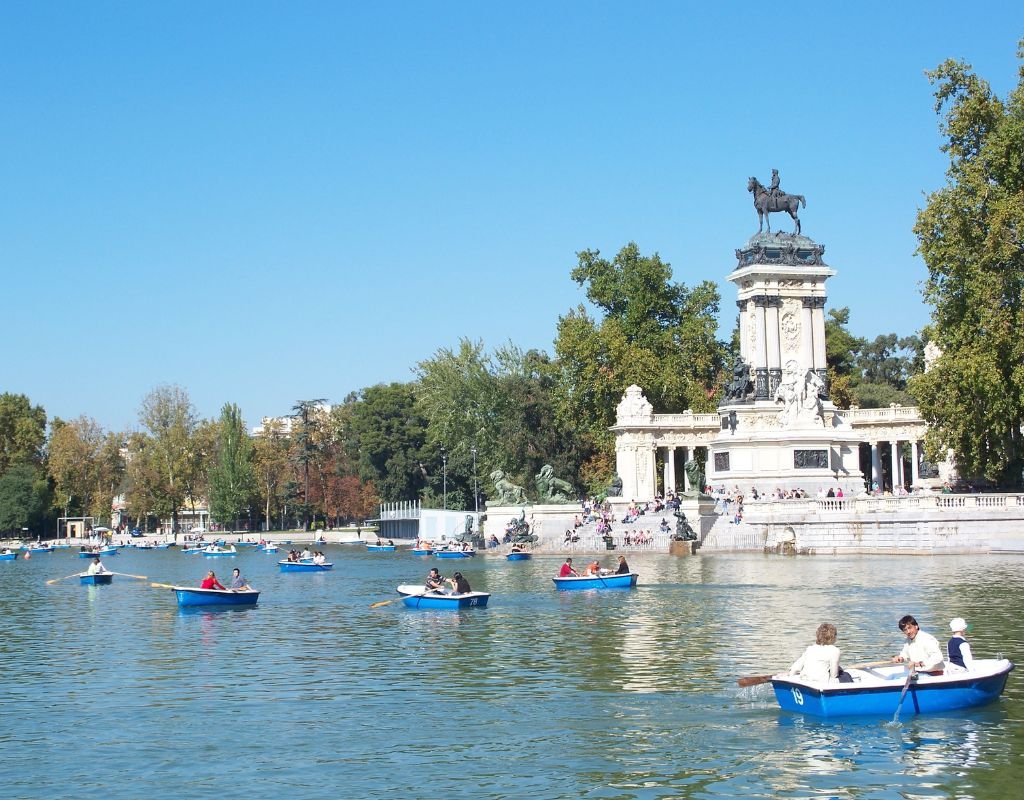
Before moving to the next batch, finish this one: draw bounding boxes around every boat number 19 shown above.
[790,687,804,706]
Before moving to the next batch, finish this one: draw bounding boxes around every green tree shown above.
[208,403,256,529]
[910,46,1024,488]
[129,385,199,533]
[47,416,124,519]
[0,393,47,475]
[291,399,328,529]
[554,242,725,460]
[252,417,291,531]
[0,464,50,535]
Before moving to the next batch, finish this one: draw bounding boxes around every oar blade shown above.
[149,582,175,589]
[370,598,398,608]
[737,674,774,688]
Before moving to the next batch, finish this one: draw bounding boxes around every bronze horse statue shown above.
[747,177,806,235]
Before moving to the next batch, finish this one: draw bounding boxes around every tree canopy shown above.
[910,44,1024,488]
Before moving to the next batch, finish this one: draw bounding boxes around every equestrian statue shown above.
[747,169,806,235]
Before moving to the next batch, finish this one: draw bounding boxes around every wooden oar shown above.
[737,660,893,687]
[109,571,147,580]
[370,590,426,608]
[150,582,176,589]
[46,572,84,585]
[891,666,917,723]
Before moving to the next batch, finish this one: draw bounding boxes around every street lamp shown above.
[441,446,448,510]
[471,446,478,515]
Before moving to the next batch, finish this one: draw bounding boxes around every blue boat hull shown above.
[506,552,531,561]
[278,561,334,572]
[436,550,475,558]
[410,549,433,556]
[79,549,117,558]
[202,550,237,556]
[80,573,113,585]
[552,572,638,590]
[0,553,18,560]
[366,545,396,552]
[401,592,490,610]
[173,587,260,606]
[772,660,1014,718]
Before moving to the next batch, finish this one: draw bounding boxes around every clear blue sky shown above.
[4,2,1024,433]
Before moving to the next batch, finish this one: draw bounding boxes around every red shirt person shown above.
[558,558,577,578]
[201,571,226,590]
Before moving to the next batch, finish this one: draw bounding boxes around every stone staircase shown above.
[698,513,766,552]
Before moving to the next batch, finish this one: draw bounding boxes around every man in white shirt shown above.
[893,615,944,672]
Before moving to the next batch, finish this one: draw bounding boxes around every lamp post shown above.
[471,446,478,515]
[441,446,448,510]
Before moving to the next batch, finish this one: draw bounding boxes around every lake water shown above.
[1,547,1022,799]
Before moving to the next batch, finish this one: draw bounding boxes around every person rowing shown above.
[86,557,108,575]
[229,568,252,591]
[201,570,226,590]
[425,567,447,594]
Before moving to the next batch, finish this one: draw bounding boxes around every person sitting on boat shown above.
[425,568,447,594]
[201,571,226,590]
[448,572,471,595]
[789,623,843,684]
[558,558,577,577]
[947,617,975,672]
[615,555,630,575]
[582,560,602,577]
[300,547,313,560]
[87,557,107,575]
[229,568,252,591]
[893,615,945,672]
[510,542,524,553]
[287,550,299,562]
[312,551,327,565]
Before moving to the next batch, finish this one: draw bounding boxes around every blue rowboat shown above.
[172,586,260,607]
[26,545,54,553]
[80,572,113,585]
[401,591,490,610]
[201,546,237,557]
[0,552,19,560]
[771,659,1014,718]
[278,560,333,572]
[436,550,475,559]
[506,552,532,561]
[366,545,396,552]
[410,548,434,556]
[259,545,278,553]
[552,572,638,590]
[78,548,118,558]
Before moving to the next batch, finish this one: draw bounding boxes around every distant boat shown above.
[172,586,260,607]
[78,547,117,558]
[201,545,237,557]
[397,585,490,610]
[278,560,333,572]
[772,659,1014,718]
[552,572,638,590]
[410,548,434,556]
[0,551,19,561]
[25,545,54,553]
[80,572,113,585]
[258,544,279,553]
[436,549,475,559]
[506,551,531,561]
[366,544,396,552]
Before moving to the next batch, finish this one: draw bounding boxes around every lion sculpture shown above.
[535,464,574,504]
[490,469,528,505]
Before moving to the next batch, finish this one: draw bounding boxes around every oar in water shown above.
[891,666,918,723]
[370,590,426,609]
[46,572,84,586]
[737,660,893,688]
[109,571,147,580]
[150,582,176,589]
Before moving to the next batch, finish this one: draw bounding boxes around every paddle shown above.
[46,572,84,585]
[370,589,427,608]
[891,666,917,723]
[737,659,893,688]
[150,582,176,589]
[109,571,147,580]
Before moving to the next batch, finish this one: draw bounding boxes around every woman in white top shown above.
[789,623,842,683]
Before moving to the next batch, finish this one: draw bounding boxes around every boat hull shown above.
[436,550,475,558]
[278,561,333,572]
[80,573,113,585]
[79,549,117,558]
[506,552,532,561]
[410,548,434,556]
[201,549,237,556]
[366,545,396,552]
[173,587,260,606]
[552,572,638,590]
[0,553,18,560]
[401,592,490,610]
[771,659,1014,718]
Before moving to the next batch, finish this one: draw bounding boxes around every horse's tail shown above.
[799,195,806,208]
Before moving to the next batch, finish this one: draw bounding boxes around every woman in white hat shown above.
[947,617,974,672]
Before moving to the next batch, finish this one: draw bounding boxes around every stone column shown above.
[667,447,677,495]
[680,446,690,493]
[662,450,670,498]
[870,442,882,491]
[736,299,747,363]
[809,297,827,372]
[910,440,921,487]
[800,297,815,370]
[889,441,900,492]
[766,296,782,397]
[753,296,769,399]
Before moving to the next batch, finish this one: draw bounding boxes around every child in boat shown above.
[947,617,975,672]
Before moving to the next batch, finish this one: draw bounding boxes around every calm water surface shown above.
[1,547,1022,799]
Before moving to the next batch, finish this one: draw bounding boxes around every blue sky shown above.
[4,2,1024,433]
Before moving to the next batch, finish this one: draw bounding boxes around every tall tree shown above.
[292,399,327,529]
[252,418,291,532]
[208,403,256,529]
[346,383,427,502]
[910,46,1024,488]
[131,385,199,533]
[0,393,47,475]
[47,416,124,519]
[554,242,725,461]
[0,464,50,535]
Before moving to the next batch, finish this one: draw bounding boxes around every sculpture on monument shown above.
[606,474,623,498]
[683,458,706,496]
[774,360,825,427]
[747,171,806,235]
[489,469,529,505]
[534,464,575,504]
[723,356,754,401]
[673,510,698,541]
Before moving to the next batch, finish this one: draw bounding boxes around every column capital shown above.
[802,296,827,309]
